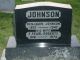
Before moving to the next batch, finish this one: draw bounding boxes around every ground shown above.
[0,0,80,55]
[0,13,13,55]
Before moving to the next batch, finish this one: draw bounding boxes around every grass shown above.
[0,12,13,54]
[0,0,80,54]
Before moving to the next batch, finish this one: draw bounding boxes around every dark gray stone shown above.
[14,2,72,46]
[5,47,80,60]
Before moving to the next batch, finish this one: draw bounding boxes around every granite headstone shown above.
[14,2,72,47]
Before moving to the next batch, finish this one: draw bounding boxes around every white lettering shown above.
[26,22,61,30]
[26,10,61,19]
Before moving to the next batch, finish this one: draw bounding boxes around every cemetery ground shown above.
[0,0,80,56]
[0,13,13,56]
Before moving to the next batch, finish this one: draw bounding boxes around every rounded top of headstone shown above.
[15,2,72,9]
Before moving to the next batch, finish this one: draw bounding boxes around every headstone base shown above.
[6,35,80,48]
[1,47,80,60]
[1,35,80,60]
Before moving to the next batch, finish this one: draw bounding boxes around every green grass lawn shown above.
[0,0,80,54]
[0,13,13,54]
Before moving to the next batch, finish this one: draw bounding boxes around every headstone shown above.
[14,2,72,47]
[0,0,15,13]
